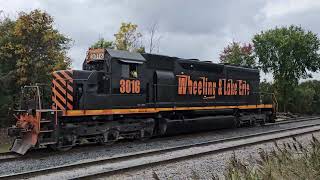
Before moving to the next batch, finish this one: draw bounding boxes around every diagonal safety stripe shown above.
[52,96,65,110]
[53,72,73,92]
[52,80,73,101]
[52,70,74,110]
[66,102,73,110]
[66,70,73,76]
[53,77,73,93]
[59,71,73,83]
[52,88,73,110]
[53,71,73,84]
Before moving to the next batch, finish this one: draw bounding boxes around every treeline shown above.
[1,9,320,127]
[220,26,320,113]
[260,80,320,114]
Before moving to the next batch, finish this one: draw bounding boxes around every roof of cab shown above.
[106,49,146,62]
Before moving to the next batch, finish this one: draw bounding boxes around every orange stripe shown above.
[52,96,65,110]
[63,104,274,117]
[52,80,73,101]
[53,77,73,93]
[52,88,73,110]
[53,72,73,91]
[52,88,66,103]
[59,71,73,83]
[67,104,73,110]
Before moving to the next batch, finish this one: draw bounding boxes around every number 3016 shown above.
[120,79,140,94]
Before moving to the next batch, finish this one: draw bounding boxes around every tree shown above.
[13,10,71,86]
[114,22,145,52]
[289,84,315,114]
[91,38,113,49]
[0,9,71,127]
[0,17,16,90]
[148,22,162,53]
[259,80,275,104]
[253,25,320,112]
[295,80,320,114]
[219,41,256,68]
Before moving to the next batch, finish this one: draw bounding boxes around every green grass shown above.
[225,136,320,180]
[0,143,10,153]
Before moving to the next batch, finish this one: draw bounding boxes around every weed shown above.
[225,135,320,180]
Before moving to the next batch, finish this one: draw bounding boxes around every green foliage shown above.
[259,80,275,104]
[114,22,145,52]
[288,80,320,114]
[253,25,320,112]
[0,9,71,127]
[91,38,113,49]
[91,22,145,53]
[261,80,320,114]
[225,136,320,180]
[13,10,71,86]
[288,85,315,114]
[220,41,256,68]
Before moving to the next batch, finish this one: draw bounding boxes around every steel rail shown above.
[0,116,318,164]
[2,120,320,180]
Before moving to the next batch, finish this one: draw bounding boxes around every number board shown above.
[86,48,105,62]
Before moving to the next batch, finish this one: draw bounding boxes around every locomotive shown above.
[8,48,276,154]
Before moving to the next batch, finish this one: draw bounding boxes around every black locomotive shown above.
[8,48,276,154]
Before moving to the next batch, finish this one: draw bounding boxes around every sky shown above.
[1,0,320,81]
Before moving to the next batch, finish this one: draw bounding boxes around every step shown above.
[39,141,56,145]
[40,120,52,123]
[40,130,55,133]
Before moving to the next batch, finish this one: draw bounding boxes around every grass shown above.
[0,143,10,153]
[225,135,320,180]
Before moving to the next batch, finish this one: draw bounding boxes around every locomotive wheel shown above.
[139,129,153,141]
[50,135,76,152]
[155,118,167,136]
[233,117,241,128]
[99,129,119,145]
[269,114,276,123]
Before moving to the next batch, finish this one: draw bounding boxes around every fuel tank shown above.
[165,115,237,135]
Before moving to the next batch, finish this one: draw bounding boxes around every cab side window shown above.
[121,64,138,78]
[121,64,129,78]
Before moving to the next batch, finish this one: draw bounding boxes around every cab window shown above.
[121,64,138,78]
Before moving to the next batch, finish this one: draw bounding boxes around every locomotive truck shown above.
[8,48,277,154]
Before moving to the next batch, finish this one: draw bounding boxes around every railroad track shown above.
[2,118,320,179]
[266,115,320,125]
[0,115,318,165]
[0,152,20,163]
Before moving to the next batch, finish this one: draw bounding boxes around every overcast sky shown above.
[1,0,320,80]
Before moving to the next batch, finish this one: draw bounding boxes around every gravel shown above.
[104,131,320,180]
[0,118,319,177]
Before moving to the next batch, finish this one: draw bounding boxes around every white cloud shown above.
[0,0,320,81]
[262,0,320,19]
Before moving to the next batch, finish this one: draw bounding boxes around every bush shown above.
[260,80,320,115]
[225,136,320,179]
